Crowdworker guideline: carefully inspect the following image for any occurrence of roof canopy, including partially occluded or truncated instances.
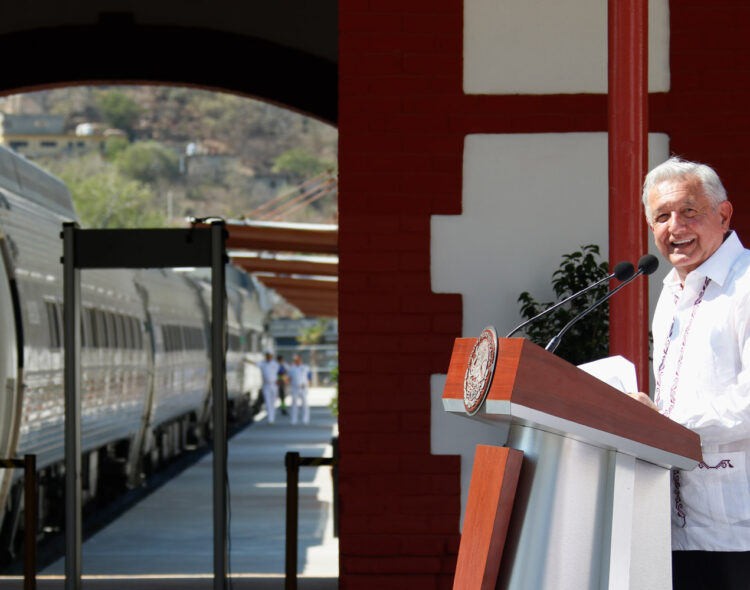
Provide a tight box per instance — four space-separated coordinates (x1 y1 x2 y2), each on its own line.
193 218 338 318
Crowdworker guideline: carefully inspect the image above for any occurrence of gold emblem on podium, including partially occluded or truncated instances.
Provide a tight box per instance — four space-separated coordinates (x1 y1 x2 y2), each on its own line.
463 326 498 415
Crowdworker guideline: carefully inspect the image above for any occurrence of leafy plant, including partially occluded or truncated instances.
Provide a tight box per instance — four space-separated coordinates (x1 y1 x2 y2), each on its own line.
296 320 329 386
95 89 145 138
517 244 610 365
114 141 180 184
329 365 338 418
273 148 336 180
46 153 166 228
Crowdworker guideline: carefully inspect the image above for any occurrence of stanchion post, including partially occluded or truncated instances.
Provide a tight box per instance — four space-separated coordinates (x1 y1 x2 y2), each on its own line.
331 437 339 538
62 221 82 590
211 221 228 590
285 452 300 590
24 454 36 590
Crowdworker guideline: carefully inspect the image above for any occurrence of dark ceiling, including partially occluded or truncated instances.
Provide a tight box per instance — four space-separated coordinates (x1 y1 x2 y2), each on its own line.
0 2 338 124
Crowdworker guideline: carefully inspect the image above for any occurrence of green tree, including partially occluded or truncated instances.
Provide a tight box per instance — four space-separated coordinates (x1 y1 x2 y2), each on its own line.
95 89 145 138
104 136 130 159
329 365 338 417
50 154 166 228
114 141 180 184
516 245 610 365
296 319 329 386
273 148 335 179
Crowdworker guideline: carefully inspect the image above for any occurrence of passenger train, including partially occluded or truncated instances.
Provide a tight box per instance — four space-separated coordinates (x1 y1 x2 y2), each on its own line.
0 144 272 559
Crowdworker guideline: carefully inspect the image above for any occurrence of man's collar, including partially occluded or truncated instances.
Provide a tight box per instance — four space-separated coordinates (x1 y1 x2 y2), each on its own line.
663 230 744 288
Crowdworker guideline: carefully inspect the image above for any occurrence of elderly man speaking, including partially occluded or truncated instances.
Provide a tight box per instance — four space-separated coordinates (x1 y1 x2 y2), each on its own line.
628 157 750 590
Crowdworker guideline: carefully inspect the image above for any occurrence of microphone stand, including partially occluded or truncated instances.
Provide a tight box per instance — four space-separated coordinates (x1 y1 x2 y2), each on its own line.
545 254 658 353
507 261 634 338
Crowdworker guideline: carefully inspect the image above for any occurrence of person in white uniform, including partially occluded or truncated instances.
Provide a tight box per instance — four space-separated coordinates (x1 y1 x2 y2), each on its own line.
259 351 280 424
288 354 310 425
628 157 750 590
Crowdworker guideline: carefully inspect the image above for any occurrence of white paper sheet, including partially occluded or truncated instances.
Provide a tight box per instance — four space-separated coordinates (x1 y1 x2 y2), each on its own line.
577 355 638 393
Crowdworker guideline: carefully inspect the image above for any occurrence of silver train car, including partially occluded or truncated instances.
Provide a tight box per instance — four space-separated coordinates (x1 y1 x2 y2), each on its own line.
0 145 270 557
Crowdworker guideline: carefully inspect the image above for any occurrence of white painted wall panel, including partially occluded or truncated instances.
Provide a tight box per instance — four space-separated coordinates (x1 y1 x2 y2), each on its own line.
464 0 670 94
430 132 670 526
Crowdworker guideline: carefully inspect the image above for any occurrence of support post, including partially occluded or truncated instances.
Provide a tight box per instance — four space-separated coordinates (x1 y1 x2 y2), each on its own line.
608 0 649 390
61 223 227 590
212 221 228 590
285 452 300 590
62 221 82 590
24 454 36 590
331 436 339 538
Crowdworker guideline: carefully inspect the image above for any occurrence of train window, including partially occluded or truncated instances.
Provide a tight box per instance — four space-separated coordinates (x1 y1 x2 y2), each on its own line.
128 317 136 349
97 310 109 348
246 331 259 352
227 332 240 352
164 325 179 352
45 301 61 349
185 326 198 350
80 308 87 348
192 327 204 350
87 309 99 348
122 315 133 349
115 314 126 349
106 313 116 348
132 318 142 349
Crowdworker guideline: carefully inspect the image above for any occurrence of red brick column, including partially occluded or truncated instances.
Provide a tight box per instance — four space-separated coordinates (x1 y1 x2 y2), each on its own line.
337 1 608 588
651 1 750 239
338 0 750 586
338 3 466 587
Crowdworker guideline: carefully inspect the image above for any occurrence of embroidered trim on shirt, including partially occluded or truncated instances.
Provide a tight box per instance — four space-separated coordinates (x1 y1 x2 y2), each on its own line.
698 459 734 469
672 469 687 528
654 277 711 418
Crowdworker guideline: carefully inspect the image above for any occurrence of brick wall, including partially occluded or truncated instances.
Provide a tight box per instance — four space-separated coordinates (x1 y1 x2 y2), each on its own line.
651 1 750 239
338 0 750 587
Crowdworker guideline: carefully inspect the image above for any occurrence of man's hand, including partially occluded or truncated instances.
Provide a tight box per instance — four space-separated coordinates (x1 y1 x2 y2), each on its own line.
626 391 659 411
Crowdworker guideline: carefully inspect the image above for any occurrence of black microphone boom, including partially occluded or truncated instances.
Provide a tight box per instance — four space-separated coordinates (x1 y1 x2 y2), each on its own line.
506 260 635 338
545 254 659 354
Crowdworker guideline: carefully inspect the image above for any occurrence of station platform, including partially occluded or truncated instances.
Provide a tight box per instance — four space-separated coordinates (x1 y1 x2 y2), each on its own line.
0 388 339 589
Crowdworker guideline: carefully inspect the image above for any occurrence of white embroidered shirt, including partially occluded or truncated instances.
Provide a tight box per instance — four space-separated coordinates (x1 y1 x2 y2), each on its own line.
653 231 750 550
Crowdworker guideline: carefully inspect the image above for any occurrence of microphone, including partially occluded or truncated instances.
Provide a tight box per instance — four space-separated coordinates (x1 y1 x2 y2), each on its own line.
545 254 659 353
506 260 635 338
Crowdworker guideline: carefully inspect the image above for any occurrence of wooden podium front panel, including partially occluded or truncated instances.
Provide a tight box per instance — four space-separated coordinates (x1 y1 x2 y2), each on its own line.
453 445 523 590
442 337 701 466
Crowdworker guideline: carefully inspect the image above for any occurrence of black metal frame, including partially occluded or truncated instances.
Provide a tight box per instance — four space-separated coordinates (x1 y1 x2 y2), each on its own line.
284 450 339 590
62 222 228 590
0 455 36 590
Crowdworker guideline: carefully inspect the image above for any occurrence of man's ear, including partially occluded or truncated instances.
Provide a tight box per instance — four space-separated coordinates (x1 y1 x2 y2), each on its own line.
719 200 733 230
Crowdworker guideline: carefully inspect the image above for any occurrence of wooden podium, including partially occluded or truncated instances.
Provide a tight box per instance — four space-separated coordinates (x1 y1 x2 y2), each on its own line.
443 337 702 590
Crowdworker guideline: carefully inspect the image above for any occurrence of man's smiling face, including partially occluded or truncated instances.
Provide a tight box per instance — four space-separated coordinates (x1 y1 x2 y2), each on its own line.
647 176 733 282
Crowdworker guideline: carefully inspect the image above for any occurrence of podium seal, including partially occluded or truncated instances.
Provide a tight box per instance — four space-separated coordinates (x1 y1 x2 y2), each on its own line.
463 326 498 415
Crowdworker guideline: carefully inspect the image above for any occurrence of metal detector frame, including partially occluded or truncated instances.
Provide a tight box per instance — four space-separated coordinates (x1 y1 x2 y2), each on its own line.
62 222 229 590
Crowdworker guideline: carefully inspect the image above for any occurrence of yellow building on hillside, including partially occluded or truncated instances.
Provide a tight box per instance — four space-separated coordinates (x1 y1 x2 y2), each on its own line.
0 113 110 160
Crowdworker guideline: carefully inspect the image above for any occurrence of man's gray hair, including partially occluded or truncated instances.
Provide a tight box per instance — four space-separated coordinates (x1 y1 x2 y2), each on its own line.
642 156 727 222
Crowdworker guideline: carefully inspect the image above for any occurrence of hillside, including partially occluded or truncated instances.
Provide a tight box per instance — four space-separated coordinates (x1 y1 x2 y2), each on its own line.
0 86 338 228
